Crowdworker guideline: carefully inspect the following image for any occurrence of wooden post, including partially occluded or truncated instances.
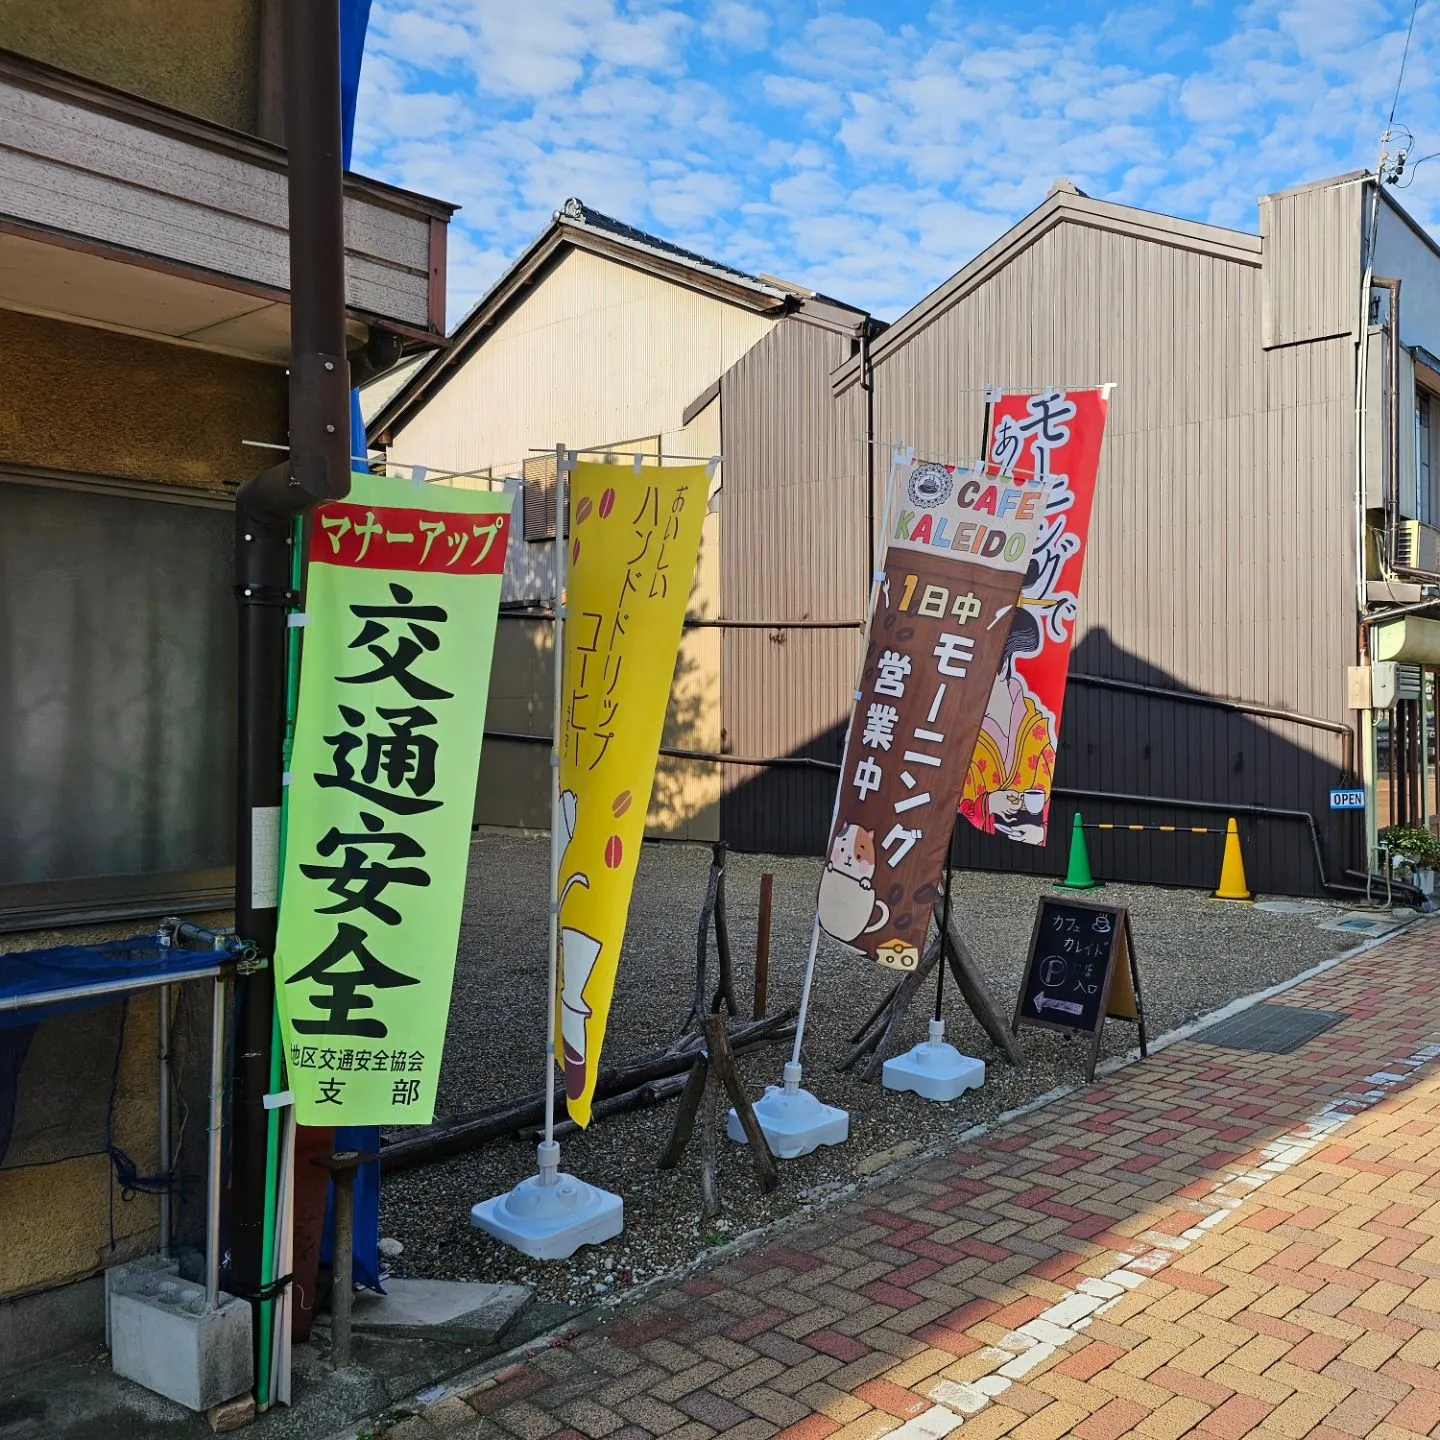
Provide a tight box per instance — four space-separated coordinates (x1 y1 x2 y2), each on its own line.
699 1068 721 1219
657 1015 777 1199
753 873 773 1020
837 900 1021 1078
657 1056 710 1170
685 850 723 1033
704 1014 777 1193
711 842 738 1017
838 941 939 1073
860 942 943 1083
940 907 1021 1066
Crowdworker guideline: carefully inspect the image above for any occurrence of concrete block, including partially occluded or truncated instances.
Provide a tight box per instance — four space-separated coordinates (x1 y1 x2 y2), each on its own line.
351 1280 532 1344
107 1261 252 1412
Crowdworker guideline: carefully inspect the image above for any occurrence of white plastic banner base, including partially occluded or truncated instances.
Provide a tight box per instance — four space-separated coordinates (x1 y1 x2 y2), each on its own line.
882 1019 985 1102
726 1061 849 1159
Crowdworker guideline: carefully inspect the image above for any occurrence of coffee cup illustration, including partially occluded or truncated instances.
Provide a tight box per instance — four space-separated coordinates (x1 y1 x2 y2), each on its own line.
817 823 890 944
559 928 603 1102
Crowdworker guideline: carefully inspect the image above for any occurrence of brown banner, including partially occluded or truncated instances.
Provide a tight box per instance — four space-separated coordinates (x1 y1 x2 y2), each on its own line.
818 458 1039 969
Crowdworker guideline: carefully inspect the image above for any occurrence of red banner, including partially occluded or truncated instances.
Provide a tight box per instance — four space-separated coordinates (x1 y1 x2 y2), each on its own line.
311 502 509 574
960 389 1109 847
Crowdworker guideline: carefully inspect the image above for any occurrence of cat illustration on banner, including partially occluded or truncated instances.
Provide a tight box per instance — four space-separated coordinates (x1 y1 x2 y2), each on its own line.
817 822 890 946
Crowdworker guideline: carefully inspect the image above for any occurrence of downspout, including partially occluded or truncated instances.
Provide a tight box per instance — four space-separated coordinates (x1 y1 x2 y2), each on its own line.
1377 277 1403 574
1356 174 1381 862
230 0 352 1350
861 321 876 598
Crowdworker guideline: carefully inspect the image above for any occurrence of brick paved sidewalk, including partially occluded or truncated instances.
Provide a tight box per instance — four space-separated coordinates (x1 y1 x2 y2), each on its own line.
396 924 1440 1440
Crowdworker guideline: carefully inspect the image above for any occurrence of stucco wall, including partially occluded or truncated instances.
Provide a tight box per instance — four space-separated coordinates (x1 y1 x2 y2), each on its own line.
0 0 262 134
0 307 286 488
0 923 165 1301
0 300 270 1308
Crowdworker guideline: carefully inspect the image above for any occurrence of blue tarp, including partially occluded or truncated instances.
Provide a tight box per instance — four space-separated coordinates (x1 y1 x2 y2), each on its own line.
0 938 226 1168
0 937 226 1031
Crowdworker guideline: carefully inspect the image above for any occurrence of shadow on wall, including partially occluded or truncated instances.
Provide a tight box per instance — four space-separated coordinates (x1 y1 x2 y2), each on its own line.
719 628 1362 899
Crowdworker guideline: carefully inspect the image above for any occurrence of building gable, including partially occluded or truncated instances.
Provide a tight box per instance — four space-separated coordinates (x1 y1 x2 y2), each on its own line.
833 186 1262 398
383 244 780 476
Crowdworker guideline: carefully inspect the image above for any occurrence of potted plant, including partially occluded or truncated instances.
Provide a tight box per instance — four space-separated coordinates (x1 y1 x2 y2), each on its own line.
1378 824 1440 895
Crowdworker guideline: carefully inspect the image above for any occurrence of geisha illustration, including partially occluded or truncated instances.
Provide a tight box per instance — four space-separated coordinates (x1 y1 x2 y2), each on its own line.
961 604 1058 843
961 536 1076 845
960 387 1102 846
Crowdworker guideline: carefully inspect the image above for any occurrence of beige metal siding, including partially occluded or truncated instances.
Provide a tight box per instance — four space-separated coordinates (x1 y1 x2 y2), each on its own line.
1261 178 1362 349
387 248 776 477
872 222 1353 721
397 245 774 844
719 318 868 851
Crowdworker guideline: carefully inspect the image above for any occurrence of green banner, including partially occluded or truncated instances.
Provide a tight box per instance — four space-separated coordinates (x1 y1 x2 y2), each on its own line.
275 472 510 1125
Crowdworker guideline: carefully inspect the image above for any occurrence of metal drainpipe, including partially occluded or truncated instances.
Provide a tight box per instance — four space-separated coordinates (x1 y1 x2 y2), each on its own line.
1376 278 1404 576
230 0 352 1340
861 321 876 612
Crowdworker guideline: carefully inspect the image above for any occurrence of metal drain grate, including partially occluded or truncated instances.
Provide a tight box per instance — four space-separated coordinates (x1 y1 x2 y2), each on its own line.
1194 1004 1348 1054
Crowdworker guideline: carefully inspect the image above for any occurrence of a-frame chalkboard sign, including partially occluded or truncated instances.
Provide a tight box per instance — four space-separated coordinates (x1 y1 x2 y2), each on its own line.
1012 896 1149 1083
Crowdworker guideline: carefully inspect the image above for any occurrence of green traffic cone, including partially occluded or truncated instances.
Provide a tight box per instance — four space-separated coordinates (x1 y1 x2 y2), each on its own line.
1056 811 1104 890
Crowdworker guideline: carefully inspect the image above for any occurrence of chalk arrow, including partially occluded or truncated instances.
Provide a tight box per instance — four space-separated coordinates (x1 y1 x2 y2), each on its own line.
1035 992 1084 1017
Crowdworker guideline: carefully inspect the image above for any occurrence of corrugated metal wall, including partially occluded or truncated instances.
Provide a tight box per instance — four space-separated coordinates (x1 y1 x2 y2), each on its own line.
1261 178 1364 349
719 318 868 853
872 212 1362 894
718 195 1364 894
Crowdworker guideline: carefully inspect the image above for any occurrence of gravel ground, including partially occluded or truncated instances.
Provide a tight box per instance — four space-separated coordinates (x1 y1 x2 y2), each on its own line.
379 829 1355 1305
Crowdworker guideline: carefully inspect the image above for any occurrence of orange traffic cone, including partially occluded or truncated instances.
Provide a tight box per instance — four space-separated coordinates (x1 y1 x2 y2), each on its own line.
1211 817 1254 902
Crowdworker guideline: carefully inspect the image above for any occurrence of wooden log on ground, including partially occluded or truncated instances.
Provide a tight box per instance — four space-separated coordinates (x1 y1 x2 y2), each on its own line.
381 1010 796 1172
544 1070 692 1144
533 1026 797 1144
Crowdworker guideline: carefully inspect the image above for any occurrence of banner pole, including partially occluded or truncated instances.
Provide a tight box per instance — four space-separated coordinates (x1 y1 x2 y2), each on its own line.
540 442 568 1183
788 445 910 1073
470 443 623 1253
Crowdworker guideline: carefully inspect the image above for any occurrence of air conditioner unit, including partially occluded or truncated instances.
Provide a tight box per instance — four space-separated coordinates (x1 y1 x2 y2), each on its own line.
1393 519 1440 573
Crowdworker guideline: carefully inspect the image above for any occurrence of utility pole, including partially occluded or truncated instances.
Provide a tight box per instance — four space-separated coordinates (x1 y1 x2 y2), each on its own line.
230 0 352 1352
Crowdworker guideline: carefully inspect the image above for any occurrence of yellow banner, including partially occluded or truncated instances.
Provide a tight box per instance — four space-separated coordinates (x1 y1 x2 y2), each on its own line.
556 460 709 1126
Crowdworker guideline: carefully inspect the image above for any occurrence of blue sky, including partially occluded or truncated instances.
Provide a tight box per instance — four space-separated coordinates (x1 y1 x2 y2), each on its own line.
355 0 1440 324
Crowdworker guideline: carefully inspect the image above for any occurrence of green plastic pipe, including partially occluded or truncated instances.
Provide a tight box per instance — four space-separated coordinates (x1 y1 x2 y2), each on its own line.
257 514 306 1406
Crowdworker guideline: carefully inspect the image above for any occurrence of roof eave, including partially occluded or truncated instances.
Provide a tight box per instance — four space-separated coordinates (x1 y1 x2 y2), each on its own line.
371 217 798 440
557 215 791 309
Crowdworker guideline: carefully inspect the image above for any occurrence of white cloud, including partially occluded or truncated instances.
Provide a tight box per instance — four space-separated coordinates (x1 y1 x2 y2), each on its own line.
355 0 1440 323
701 1 769 51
